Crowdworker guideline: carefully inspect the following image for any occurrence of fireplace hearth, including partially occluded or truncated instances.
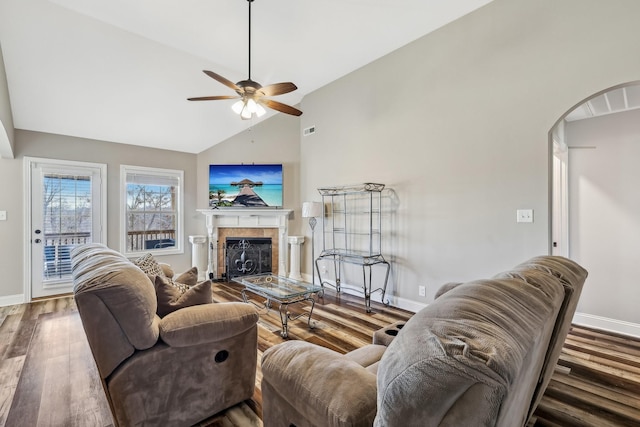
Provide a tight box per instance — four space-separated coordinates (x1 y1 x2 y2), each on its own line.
225 237 272 279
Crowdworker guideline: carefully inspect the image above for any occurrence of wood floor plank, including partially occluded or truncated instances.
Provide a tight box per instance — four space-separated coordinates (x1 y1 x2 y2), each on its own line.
534 394 631 427
0 314 22 360
564 336 640 368
4 312 51 427
560 348 640 383
551 370 640 409
0 356 25 427
544 375 640 424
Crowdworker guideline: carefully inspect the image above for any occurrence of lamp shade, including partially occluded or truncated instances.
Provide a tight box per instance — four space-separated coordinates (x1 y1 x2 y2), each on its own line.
302 201 323 218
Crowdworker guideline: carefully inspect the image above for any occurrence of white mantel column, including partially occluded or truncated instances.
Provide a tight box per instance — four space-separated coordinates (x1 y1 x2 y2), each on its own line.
288 236 305 280
189 235 208 281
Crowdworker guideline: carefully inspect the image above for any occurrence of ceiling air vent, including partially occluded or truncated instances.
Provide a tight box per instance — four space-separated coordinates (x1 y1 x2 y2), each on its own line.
303 125 316 136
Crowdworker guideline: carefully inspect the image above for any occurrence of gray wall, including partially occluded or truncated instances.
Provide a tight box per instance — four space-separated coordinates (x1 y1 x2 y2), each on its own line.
567 108 640 330
0 130 198 300
0 43 14 158
296 0 640 307
194 0 640 323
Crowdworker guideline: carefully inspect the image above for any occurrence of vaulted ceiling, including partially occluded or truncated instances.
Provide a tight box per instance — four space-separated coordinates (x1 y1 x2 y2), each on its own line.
0 0 493 153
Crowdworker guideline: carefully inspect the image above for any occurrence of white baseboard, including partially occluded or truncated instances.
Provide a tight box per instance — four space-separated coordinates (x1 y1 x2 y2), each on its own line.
304 274 640 338
316 279 427 314
0 294 25 307
572 312 640 339
384 294 427 313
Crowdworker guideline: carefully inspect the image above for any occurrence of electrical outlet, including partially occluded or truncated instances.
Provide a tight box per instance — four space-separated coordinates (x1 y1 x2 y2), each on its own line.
0 211 6 221
516 209 533 223
418 286 426 297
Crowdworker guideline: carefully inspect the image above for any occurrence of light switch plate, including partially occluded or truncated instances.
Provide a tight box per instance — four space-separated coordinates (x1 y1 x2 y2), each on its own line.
516 209 533 223
0 211 6 221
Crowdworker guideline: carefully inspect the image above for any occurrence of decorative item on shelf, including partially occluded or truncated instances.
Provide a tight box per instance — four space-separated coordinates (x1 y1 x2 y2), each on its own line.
302 201 323 286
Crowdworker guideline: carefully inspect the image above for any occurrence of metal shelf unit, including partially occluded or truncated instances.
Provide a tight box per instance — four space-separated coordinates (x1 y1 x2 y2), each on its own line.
315 183 389 312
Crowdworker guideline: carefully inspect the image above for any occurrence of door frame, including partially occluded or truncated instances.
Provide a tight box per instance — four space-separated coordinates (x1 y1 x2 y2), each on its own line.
551 137 569 257
23 156 107 302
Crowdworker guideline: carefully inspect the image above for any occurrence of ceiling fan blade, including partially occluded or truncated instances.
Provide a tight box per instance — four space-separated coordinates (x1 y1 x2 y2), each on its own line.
260 99 303 116
187 95 240 101
202 70 240 92
259 82 298 97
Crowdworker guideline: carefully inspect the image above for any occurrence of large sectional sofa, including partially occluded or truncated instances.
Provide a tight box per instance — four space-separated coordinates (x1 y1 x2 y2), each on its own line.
261 256 587 427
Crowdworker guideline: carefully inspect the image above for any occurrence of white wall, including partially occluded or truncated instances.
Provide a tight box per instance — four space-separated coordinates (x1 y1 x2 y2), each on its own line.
567 108 640 334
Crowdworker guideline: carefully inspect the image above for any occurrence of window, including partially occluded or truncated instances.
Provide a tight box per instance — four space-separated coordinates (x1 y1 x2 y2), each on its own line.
42 173 92 278
120 165 183 257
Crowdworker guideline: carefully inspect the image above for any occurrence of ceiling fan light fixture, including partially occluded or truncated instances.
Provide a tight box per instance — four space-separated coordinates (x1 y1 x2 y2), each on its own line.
240 104 253 120
232 100 244 114
188 0 302 118
232 97 266 119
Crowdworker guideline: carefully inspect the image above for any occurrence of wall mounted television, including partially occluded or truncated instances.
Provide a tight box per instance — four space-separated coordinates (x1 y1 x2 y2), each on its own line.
209 164 283 208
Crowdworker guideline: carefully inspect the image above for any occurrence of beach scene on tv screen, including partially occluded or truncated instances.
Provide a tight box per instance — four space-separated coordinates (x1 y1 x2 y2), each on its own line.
209 164 283 207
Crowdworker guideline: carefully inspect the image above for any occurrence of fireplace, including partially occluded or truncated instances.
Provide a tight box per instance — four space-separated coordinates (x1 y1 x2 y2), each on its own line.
197 208 293 280
225 237 272 279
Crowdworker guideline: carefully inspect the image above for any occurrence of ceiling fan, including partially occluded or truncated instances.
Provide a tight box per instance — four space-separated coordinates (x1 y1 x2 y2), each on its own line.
188 0 302 119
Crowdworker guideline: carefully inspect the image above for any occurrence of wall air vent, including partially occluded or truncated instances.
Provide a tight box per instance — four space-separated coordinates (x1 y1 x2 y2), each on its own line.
303 125 316 136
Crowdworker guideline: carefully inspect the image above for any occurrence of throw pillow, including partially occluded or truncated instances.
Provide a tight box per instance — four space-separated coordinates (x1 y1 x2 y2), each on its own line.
155 275 213 317
134 253 165 278
175 266 198 286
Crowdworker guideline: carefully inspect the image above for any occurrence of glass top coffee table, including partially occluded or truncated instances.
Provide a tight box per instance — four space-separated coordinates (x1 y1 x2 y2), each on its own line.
232 274 322 338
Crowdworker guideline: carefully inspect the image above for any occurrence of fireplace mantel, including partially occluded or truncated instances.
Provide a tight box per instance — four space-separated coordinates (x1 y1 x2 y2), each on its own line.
197 208 293 279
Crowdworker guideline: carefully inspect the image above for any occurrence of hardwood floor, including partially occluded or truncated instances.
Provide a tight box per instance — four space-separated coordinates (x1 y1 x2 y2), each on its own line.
1 282 639 427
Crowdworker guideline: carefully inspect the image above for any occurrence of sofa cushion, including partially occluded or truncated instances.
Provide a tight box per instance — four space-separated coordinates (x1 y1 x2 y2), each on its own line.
155 275 213 317
262 341 378 427
159 302 259 347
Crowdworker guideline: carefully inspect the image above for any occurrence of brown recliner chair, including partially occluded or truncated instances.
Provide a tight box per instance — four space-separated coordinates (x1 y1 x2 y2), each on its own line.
71 243 259 427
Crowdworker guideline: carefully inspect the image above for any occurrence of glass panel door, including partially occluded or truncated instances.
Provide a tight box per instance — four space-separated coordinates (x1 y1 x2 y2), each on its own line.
30 160 105 299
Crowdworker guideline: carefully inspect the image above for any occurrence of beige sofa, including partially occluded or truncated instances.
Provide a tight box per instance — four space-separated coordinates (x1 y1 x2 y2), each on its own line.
261 256 587 427
71 243 260 427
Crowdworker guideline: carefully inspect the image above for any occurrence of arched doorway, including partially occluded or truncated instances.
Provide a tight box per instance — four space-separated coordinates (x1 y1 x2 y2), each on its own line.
550 82 640 337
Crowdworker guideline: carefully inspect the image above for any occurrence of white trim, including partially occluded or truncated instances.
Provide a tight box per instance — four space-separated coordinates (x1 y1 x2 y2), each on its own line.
572 311 640 339
386 294 427 313
0 294 25 307
23 157 107 302
337 286 427 313
303 275 427 314
23 158 33 302
121 165 184 258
